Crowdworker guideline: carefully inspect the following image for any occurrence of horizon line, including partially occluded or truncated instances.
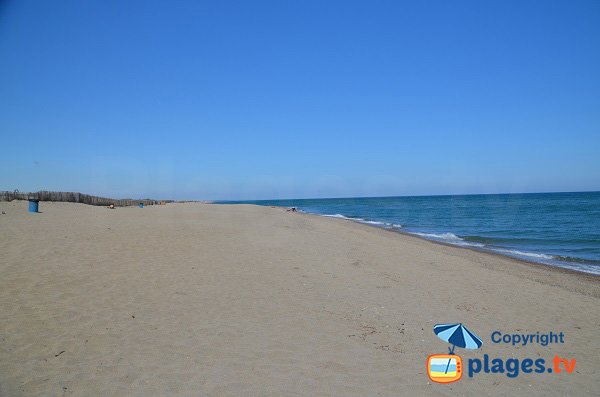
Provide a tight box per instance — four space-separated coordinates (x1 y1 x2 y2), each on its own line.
216 189 600 202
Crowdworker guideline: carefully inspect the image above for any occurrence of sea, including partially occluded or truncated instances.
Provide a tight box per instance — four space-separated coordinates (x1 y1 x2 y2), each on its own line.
221 191 600 275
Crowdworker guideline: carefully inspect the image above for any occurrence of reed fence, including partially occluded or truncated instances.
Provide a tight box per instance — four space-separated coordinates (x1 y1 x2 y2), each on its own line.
0 191 172 207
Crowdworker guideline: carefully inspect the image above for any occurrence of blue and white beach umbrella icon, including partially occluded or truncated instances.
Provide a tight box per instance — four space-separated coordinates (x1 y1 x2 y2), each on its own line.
433 323 482 375
433 323 483 354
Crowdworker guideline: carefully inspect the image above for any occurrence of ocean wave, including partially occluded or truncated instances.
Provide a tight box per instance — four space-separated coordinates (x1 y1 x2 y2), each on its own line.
321 213 364 221
410 232 485 247
412 233 599 273
491 248 554 260
491 250 600 275
553 255 600 264
463 235 600 245
358 220 385 225
412 232 462 240
556 264 600 276
320 214 403 230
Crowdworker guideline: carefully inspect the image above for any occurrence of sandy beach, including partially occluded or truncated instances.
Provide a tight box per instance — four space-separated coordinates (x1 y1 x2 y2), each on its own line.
0 201 598 396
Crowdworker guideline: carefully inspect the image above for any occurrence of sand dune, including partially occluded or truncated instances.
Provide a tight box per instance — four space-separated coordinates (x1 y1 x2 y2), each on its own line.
0 201 598 396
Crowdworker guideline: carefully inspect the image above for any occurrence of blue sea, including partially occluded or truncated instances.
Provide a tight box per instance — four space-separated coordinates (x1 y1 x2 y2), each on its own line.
221 192 600 275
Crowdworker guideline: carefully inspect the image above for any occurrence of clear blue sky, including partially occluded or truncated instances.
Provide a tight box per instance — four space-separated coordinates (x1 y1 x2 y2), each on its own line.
1 1 599 200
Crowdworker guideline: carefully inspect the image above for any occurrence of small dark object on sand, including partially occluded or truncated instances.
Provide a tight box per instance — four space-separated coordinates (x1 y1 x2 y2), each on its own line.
287 207 297 212
55 350 65 357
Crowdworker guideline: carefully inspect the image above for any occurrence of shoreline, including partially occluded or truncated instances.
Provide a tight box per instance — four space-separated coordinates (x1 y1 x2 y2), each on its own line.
293 209 599 298
217 192 600 276
306 210 600 280
266 205 600 277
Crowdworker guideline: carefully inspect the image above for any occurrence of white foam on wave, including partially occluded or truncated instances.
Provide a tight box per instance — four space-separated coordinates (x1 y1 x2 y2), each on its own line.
320 214 402 229
411 233 558 259
410 232 485 247
321 213 364 221
492 248 554 260
489 249 600 275
359 220 385 225
558 263 600 276
412 232 462 240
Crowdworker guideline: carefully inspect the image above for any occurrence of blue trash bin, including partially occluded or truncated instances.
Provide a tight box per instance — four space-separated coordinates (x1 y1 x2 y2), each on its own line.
139 203 144 208
28 199 39 213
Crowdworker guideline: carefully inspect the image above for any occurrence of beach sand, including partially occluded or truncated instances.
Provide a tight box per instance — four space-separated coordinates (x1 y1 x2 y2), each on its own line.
0 201 598 396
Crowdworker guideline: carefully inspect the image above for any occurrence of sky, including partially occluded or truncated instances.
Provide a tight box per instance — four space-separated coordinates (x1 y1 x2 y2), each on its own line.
1 0 599 200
